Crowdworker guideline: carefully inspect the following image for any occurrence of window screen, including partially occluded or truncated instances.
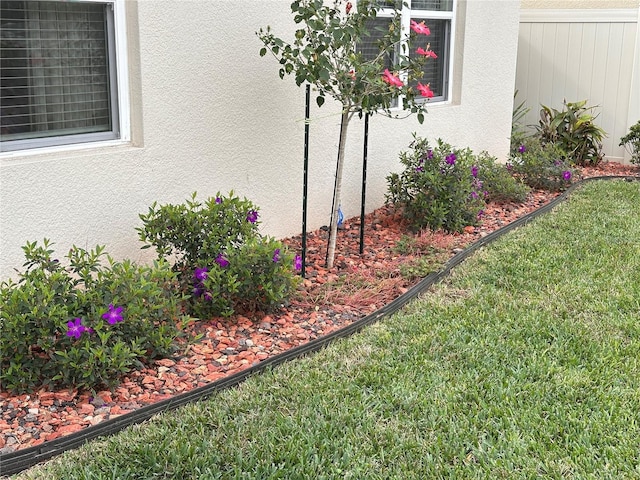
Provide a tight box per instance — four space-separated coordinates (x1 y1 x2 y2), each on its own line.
0 0 119 151
361 15 450 102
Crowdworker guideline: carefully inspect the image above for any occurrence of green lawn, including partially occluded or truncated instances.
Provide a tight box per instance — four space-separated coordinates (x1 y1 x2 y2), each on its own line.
12 180 640 479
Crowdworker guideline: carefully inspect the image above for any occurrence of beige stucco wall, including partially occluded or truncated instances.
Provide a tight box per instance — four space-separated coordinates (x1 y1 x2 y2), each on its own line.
0 0 520 279
522 0 639 8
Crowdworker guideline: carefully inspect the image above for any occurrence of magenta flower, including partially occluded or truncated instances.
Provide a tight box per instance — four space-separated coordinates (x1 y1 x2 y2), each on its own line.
416 166 424 173
66 318 87 339
272 248 281 263
215 197 222 204
477 209 485 219
410 20 431 35
416 82 434 98
471 165 478 178
294 254 303 271
193 267 209 282
518 145 526 153
215 254 230 268
381 69 403 87
427 150 434 160
246 210 259 223
102 304 124 325
563 170 572 181
506 162 513 172
416 47 437 59
470 191 479 200
445 153 456 165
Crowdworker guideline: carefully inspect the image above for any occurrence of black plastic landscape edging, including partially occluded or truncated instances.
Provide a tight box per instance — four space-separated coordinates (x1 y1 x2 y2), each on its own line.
1 175 634 477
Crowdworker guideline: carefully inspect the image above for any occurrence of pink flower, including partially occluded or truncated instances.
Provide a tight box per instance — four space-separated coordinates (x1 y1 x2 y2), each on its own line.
410 20 431 36
416 47 437 59
346 1 352 14
382 69 403 87
417 82 434 98
349 69 356 80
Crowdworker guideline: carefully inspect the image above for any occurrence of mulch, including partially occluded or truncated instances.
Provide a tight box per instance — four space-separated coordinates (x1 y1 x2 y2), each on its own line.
1 161 637 454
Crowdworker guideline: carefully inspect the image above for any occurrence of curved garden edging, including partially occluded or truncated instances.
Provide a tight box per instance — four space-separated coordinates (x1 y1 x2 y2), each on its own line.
1 175 634 477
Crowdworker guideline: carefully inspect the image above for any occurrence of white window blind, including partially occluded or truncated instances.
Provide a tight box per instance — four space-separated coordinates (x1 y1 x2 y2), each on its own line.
0 0 119 151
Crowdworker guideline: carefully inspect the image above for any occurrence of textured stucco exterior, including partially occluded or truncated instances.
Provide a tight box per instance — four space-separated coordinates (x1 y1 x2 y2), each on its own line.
0 0 520 279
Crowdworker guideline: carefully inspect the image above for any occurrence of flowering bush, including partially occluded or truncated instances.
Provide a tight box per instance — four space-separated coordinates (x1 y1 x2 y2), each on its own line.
386 137 487 232
138 192 299 318
510 138 576 191
473 151 530 204
0 240 182 393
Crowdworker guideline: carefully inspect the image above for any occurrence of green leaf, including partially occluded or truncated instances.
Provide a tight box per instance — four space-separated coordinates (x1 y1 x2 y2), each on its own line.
259 47 267 57
316 95 325 108
417 112 424 124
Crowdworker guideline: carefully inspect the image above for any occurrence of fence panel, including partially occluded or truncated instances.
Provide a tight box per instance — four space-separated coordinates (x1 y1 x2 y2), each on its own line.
516 9 639 162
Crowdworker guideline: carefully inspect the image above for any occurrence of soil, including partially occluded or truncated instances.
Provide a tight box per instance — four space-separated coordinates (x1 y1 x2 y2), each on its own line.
1 161 637 455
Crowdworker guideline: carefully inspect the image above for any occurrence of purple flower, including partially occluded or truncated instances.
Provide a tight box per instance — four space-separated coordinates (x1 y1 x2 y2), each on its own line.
193 286 204 298
518 145 526 153
215 197 222 204
246 210 259 223
477 209 485 219
102 304 124 325
471 165 478 178
294 254 303 271
215 254 230 268
66 318 87 339
427 149 434 160
203 291 213 301
563 170 572 181
506 163 513 172
445 153 456 165
272 248 281 263
415 166 424 173
470 191 479 200
193 267 209 282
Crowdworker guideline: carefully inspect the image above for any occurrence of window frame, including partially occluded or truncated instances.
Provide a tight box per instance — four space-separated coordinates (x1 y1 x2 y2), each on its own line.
0 0 130 155
375 0 455 105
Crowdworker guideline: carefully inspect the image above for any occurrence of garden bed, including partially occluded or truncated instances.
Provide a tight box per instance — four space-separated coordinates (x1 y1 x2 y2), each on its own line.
1 161 637 455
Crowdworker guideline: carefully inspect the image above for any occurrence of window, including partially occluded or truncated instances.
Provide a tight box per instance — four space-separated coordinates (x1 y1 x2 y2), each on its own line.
0 0 126 153
360 0 454 103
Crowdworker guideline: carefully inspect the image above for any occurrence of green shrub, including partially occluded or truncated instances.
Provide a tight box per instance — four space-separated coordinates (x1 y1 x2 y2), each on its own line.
511 90 531 152
0 240 182 393
536 99 606 166
474 151 530 203
386 137 486 233
137 192 300 318
510 138 576 191
619 120 640 165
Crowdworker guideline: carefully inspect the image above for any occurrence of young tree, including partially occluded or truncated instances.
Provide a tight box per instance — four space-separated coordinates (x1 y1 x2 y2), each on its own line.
258 0 436 268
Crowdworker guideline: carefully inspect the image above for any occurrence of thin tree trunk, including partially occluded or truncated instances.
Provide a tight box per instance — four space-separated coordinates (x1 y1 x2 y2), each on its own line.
326 109 351 269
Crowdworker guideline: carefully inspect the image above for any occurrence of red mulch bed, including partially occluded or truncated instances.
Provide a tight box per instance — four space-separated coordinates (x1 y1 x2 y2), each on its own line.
1 162 637 454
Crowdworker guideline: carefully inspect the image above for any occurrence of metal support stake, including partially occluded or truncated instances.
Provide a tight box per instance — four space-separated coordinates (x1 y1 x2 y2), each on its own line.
301 84 311 278
359 113 369 254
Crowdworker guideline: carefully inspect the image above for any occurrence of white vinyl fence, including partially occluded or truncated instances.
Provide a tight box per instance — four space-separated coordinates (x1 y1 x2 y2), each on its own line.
516 8 640 162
